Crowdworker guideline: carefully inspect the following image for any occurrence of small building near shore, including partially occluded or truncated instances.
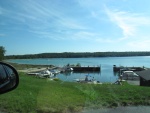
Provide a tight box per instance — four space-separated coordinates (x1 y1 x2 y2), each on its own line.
136 70 150 87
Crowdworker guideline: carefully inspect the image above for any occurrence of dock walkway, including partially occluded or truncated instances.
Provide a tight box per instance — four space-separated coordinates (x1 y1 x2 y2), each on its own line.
113 65 145 72
71 66 100 72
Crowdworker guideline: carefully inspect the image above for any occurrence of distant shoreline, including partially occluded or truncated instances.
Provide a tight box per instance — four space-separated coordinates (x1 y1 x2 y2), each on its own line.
5 51 150 59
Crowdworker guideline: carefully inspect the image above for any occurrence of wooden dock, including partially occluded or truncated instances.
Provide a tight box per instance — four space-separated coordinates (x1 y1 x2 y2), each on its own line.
71 66 101 72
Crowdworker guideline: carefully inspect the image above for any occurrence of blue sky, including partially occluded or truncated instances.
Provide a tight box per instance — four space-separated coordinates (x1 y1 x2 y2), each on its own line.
1 0 150 55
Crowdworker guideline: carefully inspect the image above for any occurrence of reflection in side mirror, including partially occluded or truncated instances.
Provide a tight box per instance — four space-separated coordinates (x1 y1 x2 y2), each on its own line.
0 62 19 94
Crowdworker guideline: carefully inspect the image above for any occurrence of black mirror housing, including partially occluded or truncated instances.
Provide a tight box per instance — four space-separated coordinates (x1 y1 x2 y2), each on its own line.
0 62 19 94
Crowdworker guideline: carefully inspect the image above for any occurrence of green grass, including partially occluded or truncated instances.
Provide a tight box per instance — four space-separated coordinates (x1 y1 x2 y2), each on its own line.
0 72 150 113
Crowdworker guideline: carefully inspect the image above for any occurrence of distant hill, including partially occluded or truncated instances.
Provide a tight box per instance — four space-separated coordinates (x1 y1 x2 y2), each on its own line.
5 51 150 59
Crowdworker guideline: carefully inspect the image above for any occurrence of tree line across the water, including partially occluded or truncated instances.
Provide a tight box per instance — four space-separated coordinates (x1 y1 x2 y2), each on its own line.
5 51 150 59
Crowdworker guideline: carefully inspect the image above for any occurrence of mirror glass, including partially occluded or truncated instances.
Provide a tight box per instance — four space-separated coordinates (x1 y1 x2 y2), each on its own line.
0 62 19 94
0 64 8 87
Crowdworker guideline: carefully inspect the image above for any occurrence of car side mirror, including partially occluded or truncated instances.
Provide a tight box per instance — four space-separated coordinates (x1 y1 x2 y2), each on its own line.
0 62 19 94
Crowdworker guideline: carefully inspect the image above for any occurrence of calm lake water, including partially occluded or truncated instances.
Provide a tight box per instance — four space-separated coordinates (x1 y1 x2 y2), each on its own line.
7 56 150 83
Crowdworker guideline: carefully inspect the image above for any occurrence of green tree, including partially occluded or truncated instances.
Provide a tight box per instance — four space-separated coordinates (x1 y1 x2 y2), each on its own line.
0 46 6 61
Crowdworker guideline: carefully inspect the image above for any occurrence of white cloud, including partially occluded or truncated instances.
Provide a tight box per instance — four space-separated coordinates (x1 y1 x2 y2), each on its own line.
95 38 116 43
0 0 87 40
23 0 88 40
71 31 98 40
128 40 150 50
104 6 150 39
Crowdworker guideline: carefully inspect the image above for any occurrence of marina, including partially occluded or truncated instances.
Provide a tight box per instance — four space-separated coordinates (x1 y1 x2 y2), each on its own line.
7 56 150 83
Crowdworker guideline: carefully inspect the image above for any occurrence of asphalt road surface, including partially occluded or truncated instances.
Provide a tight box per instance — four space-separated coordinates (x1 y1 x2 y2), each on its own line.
79 106 150 113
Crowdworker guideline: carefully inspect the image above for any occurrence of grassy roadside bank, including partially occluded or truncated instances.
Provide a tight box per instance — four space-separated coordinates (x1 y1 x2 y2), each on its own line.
0 72 150 113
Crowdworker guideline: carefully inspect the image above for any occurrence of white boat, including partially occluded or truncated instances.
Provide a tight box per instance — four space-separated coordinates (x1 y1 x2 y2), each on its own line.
50 70 60 74
122 71 139 76
36 70 54 78
121 70 139 80
62 66 74 72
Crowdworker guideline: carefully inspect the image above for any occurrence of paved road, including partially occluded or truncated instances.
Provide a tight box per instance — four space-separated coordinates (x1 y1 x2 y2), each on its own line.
79 106 150 113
